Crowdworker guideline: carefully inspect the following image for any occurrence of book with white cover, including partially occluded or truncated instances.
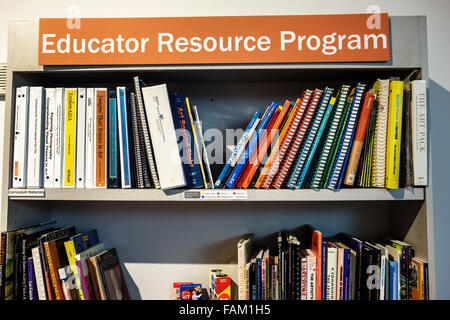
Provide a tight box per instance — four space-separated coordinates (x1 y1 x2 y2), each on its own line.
237 234 253 300
76 88 86 188
326 246 337 300
117 87 132 188
31 246 46 300
63 88 78 188
53 88 64 187
12 86 29 188
43 88 56 188
27 86 45 188
306 249 316 300
141 84 186 190
85 88 95 188
411 80 428 186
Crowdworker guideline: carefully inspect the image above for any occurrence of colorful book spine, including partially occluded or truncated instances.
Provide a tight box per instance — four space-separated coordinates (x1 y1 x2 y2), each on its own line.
64 240 85 300
215 112 260 188
389 261 399 300
327 83 366 189
342 248 350 300
287 88 333 189
261 92 312 189
309 85 350 189
321 241 327 300
411 80 428 186
343 91 375 186
108 90 120 188
117 87 132 188
27 257 37 300
94 88 107 188
63 88 77 188
385 80 404 189
226 102 278 188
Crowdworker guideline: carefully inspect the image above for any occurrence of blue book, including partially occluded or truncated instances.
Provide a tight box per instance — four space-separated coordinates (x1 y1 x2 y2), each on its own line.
68 229 99 253
84 229 99 248
327 83 366 190
225 102 278 188
256 250 263 300
389 261 399 300
116 87 132 188
297 96 336 188
108 90 120 188
342 248 350 300
169 94 204 189
215 111 260 188
321 241 328 300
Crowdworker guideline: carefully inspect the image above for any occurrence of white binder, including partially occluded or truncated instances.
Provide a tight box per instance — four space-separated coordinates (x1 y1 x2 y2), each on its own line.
12 86 29 188
85 88 95 188
27 87 45 188
76 88 86 188
53 88 64 188
141 84 186 190
43 88 56 188
411 80 428 186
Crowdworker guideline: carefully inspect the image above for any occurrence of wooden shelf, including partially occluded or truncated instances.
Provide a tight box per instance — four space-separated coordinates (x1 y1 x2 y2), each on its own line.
8 187 424 202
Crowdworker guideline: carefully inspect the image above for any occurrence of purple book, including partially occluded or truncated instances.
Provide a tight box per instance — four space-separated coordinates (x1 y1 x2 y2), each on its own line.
27 257 38 300
337 233 363 300
76 259 91 300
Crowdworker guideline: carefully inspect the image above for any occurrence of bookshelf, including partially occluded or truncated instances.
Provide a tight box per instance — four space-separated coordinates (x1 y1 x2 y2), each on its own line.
1 16 435 299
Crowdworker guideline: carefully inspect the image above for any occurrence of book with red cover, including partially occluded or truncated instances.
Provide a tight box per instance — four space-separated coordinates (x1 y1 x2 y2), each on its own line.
261 91 313 189
272 89 322 189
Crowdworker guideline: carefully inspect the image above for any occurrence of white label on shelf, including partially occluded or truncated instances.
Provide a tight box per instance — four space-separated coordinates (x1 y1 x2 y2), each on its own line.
184 190 248 200
8 188 45 197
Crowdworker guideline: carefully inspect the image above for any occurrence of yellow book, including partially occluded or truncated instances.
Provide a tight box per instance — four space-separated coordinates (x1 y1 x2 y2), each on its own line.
63 88 77 188
64 240 85 300
385 80 404 189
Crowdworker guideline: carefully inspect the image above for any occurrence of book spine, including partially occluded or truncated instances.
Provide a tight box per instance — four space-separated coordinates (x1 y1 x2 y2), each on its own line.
44 88 56 188
84 88 95 188
342 249 350 300
63 88 77 188
389 261 398 300
76 88 86 188
300 257 307 300
379 255 386 300
133 77 160 188
20 237 28 300
411 80 427 186
129 93 145 188
306 255 316 300
385 80 404 189
116 87 132 188
31 246 46 300
43 242 63 300
76 259 91 300
12 87 29 188
108 90 120 188
226 103 277 188
27 87 45 188
27 258 37 300
326 247 337 300
344 92 375 186
215 112 260 188
321 241 327 300
0 233 5 300
94 88 108 188
261 258 266 300
64 241 85 300
53 88 64 187
261 95 311 189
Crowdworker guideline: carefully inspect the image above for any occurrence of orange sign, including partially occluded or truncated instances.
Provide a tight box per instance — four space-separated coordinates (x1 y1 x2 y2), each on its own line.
39 14 390 65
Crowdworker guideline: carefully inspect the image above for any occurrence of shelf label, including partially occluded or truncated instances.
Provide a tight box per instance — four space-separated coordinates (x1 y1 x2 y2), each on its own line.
8 188 45 198
184 190 248 200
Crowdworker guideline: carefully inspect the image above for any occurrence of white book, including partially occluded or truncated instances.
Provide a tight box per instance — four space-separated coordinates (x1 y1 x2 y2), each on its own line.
12 86 29 188
141 84 186 190
76 88 86 188
93 88 108 188
27 86 45 188
306 249 316 300
43 88 56 188
116 87 132 188
85 88 95 189
31 246 47 300
53 88 64 188
326 246 337 300
237 234 253 300
63 88 78 188
411 80 428 186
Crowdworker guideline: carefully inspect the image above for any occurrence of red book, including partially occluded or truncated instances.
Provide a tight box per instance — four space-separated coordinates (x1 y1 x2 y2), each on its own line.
343 92 375 186
238 101 291 189
311 229 323 300
271 89 323 189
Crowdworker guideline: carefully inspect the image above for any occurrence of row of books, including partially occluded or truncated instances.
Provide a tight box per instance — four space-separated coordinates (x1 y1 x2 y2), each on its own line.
0 221 129 300
217 78 427 190
237 226 429 300
11 77 214 190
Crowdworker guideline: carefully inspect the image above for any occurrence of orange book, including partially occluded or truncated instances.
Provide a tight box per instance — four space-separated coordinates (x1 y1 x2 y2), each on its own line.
411 257 426 300
95 89 107 188
44 241 65 300
254 98 301 188
239 101 291 188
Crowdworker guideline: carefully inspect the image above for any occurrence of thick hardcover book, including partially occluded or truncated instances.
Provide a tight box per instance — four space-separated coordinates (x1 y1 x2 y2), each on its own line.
76 88 86 188
27 87 45 188
141 84 186 190
108 90 120 188
12 86 30 188
411 80 427 186
94 88 108 188
85 88 95 188
385 80 404 189
133 77 160 188
63 88 77 188
116 87 132 188
95 248 130 300
169 94 204 189
43 88 56 189
237 234 254 300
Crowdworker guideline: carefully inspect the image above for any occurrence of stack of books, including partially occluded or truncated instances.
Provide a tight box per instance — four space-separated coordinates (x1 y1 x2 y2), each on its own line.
11 77 214 191
0 221 129 300
237 226 429 300
217 79 427 190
